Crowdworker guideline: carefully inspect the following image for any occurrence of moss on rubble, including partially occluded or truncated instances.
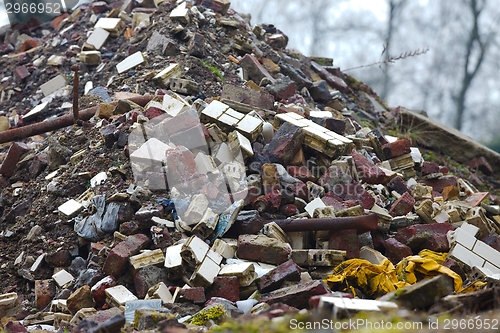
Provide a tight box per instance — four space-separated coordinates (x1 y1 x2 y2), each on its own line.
189 304 226 326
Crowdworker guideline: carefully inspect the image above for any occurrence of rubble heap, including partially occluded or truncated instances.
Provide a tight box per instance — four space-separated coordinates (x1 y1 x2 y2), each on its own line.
1 0 500 332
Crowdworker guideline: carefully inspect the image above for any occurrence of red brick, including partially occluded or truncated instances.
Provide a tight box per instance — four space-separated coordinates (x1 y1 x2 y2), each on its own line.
265 78 296 101
0 142 30 178
45 249 72 267
280 203 299 217
284 181 309 201
252 189 282 213
194 0 230 15
144 106 166 120
180 287 206 304
221 84 274 110
239 54 275 84
134 204 164 228
318 166 353 191
394 223 453 252
35 279 56 309
29 154 47 178
89 1 109 13
421 161 440 176
165 146 206 191
310 61 351 94
103 234 151 278
419 176 457 193
206 276 240 303
5 321 27 333
383 237 413 264
387 175 410 195
237 234 291 265
328 229 359 259
389 192 415 217
330 183 375 210
350 150 385 184
91 276 116 308
382 139 411 159
259 280 329 309
51 13 69 30
134 266 168 299
14 66 30 82
309 80 331 103
286 166 316 183
466 156 493 176
257 259 301 293
263 122 305 165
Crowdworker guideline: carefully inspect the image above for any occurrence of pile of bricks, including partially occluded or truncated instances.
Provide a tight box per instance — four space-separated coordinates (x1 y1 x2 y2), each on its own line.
0 0 500 331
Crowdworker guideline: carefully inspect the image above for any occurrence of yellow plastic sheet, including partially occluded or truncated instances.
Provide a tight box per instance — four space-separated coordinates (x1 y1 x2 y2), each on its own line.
325 254 463 296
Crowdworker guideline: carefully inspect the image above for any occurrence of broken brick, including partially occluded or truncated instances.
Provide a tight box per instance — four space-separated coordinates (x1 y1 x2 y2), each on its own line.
180 287 206 304
259 280 329 309
350 150 385 184
383 237 413 264
328 229 359 259
387 175 410 195
257 259 301 293
395 223 453 253
263 122 304 165
103 234 151 278
389 192 415 217
239 54 275 84
466 156 493 176
421 161 440 176
205 276 240 303
35 279 56 309
0 142 30 178
382 139 411 159
236 234 291 265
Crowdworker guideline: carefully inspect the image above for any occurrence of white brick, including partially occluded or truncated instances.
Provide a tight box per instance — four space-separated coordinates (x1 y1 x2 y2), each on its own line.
237 114 263 134
195 153 217 175
181 236 209 266
105 285 138 307
90 171 107 188
188 255 220 287
146 282 172 303
473 240 500 268
0 293 17 308
23 101 49 121
305 197 326 217
218 262 257 287
202 100 229 120
94 18 124 36
58 199 83 217
165 244 183 269
130 138 172 163
482 261 500 275
453 228 477 250
129 249 165 272
40 74 67 97
52 269 74 288
449 243 485 268
461 222 480 237
86 27 109 50
116 51 145 74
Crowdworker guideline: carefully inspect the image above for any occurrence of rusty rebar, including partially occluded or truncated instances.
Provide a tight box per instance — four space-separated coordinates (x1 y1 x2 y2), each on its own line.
0 95 160 144
71 64 79 124
272 213 379 234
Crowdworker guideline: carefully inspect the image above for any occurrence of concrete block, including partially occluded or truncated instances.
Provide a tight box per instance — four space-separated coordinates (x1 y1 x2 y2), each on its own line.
40 74 67 97
257 259 301 293
218 262 257 287
237 234 291 265
86 27 109 49
116 51 144 74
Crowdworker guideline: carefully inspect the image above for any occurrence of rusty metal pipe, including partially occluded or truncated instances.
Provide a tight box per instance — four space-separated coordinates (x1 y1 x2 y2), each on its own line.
271 213 379 234
0 95 161 144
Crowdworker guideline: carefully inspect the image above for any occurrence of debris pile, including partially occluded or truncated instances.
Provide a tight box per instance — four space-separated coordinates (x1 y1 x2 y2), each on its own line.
1 0 500 331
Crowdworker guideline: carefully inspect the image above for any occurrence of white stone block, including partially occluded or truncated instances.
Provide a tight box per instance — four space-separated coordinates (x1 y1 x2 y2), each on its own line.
181 236 209 266
165 243 183 269
23 101 49 121
105 285 138 306
94 18 124 36
86 27 109 50
90 171 107 188
40 74 67 97
116 51 145 74
305 197 326 217
449 243 485 268
58 199 83 217
52 269 74 288
473 240 500 268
